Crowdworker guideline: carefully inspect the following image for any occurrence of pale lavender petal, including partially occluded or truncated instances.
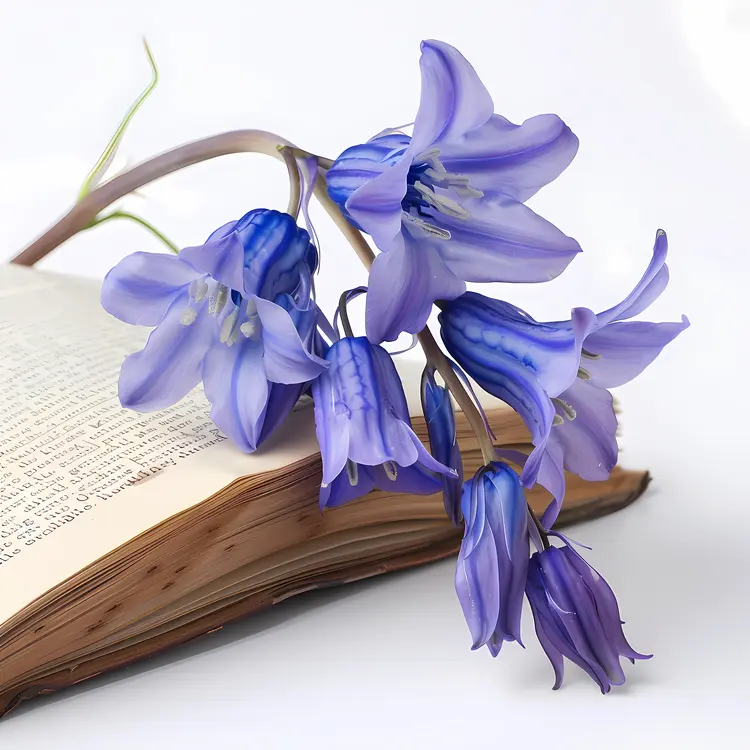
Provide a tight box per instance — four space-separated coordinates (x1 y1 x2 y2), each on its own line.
118 292 215 411
202 337 269 453
411 40 494 154
582 316 690 389
345 156 411 251
254 296 329 384
312 366 350 487
365 231 465 344
537 439 566 529
101 251 197 326
456 517 500 649
435 194 581 284
552 379 618 482
596 229 669 326
179 231 246 293
437 114 579 201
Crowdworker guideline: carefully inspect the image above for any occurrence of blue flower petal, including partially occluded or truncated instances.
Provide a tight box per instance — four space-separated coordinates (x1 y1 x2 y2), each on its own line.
118 292 215 411
101 251 197 326
179 231 246 293
583 316 690 389
202 336 269 453
434 194 581 284
365 230 465 344
437 113 579 202
412 40 494 154
254 296 329 385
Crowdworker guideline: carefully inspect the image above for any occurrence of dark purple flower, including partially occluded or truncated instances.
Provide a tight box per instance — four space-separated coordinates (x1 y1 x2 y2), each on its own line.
421 366 463 524
326 39 581 344
526 540 651 693
312 336 456 509
439 229 688 526
455 463 529 655
101 209 328 452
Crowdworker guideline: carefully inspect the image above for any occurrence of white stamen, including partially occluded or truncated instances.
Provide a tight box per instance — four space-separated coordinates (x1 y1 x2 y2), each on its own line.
189 278 209 302
209 284 228 316
577 367 591 381
401 211 452 240
240 317 261 341
414 181 471 220
220 306 240 344
552 414 565 427
383 461 398 481
245 297 258 316
552 397 577 421
346 460 359 486
451 184 484 200
180 307 197 326
581 349 602 360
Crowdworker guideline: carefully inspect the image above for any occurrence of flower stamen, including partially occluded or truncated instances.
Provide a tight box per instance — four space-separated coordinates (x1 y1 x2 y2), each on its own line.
552 397 577 421
346 459 359 486
383 461 398 480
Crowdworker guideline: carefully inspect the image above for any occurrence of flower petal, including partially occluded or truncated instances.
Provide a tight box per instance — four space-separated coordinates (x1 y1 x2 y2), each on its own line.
254 296 329 384
345 155 412 251
434 194 581 284
365 231 465 344
101 252 197 326
583 316 689 389
552 379 618 482
596 229 669 326
320 463 377 509
118 292 215 411
437 114 579 202
202 337 269 453
440 306 556 487
372 462 443 495
412 40 494 154
312 365 351 488
179 231 246 293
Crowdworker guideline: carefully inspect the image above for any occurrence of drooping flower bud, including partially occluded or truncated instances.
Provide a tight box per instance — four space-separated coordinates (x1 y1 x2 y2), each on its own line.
455 462 529 655
420 365 463 525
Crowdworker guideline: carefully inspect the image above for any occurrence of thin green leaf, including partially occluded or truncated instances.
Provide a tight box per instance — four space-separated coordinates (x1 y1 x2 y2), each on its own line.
77 39 159 200
87 210 179 254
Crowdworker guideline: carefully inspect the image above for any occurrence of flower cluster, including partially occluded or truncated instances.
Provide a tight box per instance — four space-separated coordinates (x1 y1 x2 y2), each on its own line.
101 39 687 692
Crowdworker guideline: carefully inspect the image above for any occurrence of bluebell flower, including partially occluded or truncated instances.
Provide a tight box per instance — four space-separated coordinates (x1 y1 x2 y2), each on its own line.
421 366 463 524
439 230 688 526
455 463 529 655
526 539 651 693
326 39 581 343
312 336 456 509
101 209 328 452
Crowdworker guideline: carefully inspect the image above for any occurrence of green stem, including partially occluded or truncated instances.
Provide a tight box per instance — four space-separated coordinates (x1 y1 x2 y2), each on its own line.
78 39 159 201
87 211 179 254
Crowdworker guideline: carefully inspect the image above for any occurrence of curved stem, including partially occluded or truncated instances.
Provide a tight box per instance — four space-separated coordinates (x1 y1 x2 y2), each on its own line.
12 130 299 266
87 210 180 254
417 326 496 465
278 146 301 220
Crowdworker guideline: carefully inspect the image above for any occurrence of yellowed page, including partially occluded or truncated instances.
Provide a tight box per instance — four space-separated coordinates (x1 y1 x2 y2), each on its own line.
0 264 322 623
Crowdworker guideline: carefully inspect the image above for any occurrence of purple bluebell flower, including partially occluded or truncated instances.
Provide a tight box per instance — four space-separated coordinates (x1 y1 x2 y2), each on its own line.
326 39 581 344
421 366 463 524
455 462 529 655
101 209 327 452
312 336 456 509
439 229 688 526
526 539 651 693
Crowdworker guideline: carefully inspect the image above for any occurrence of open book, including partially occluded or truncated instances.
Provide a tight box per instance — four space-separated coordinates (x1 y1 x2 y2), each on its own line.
0 263 649 716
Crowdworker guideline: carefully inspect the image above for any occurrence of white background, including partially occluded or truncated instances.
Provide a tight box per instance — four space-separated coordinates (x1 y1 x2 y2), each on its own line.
0 0 748 746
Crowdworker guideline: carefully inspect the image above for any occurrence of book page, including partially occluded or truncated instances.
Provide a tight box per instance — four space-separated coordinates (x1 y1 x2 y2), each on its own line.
0 264 321 623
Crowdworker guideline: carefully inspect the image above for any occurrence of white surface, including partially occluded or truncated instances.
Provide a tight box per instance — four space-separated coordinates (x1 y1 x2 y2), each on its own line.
0 0 748 746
